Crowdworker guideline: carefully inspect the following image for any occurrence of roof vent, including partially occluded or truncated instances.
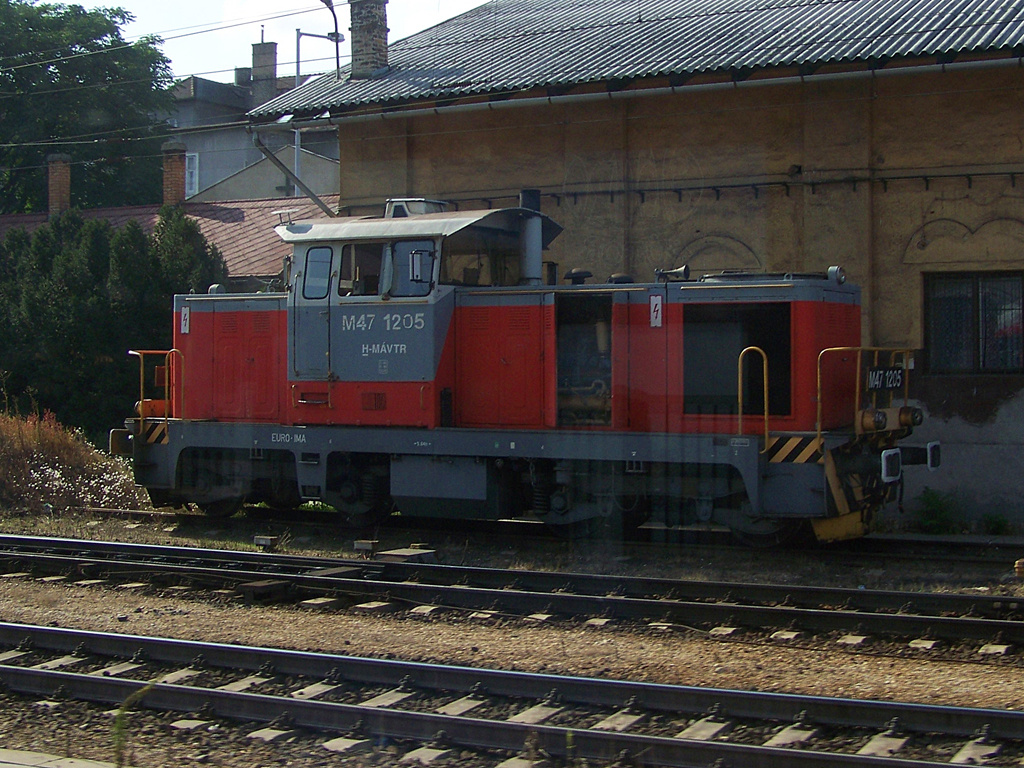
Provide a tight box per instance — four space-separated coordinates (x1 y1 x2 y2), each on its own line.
384 198 448 218
564 268 592 285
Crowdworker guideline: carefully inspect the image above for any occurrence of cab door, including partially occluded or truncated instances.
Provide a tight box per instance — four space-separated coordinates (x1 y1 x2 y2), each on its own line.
290 245 334 379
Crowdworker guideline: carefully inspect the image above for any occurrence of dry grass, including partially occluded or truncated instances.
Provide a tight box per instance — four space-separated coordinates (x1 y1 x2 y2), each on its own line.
0 410 146 512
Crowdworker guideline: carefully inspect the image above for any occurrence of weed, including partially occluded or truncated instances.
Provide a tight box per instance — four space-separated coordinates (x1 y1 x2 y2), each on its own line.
112 683 154 767
912 486 967 535
979 512 1015 536
0 409 147 512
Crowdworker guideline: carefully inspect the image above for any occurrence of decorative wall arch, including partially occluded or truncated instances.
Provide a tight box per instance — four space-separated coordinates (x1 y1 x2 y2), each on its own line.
676 235 762 274
903 217 1024 266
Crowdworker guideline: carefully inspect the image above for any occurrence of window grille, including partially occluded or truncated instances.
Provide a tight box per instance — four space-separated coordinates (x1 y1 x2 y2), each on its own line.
925 273 1023 373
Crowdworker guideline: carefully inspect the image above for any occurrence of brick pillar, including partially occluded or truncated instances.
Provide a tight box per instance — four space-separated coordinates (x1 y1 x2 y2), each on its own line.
47 153 71 219
350 0 388 79
161 140 187 206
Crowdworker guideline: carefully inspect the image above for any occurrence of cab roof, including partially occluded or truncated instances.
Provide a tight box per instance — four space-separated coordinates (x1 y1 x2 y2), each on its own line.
275 207 562 248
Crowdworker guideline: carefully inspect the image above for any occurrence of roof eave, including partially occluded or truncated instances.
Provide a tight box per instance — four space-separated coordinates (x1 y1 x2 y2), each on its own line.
250 50 1024 131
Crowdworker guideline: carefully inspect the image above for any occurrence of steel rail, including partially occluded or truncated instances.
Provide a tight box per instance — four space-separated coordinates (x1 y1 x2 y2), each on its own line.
0 533 1018 619
6 546 1024 643
2 623 1023 744
70 510 1024 568
0 666 959 768
1 541 1023 644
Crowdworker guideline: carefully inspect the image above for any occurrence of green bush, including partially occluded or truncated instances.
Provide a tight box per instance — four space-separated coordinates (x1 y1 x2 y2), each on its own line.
979 512 1014 536
913 486 967 535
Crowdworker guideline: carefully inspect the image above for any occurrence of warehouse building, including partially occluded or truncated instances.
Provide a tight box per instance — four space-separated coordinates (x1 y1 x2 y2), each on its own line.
250 0 1024 526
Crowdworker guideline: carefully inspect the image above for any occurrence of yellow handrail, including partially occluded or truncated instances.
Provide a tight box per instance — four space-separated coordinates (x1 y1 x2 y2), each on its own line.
128 348 184 433
816 346 912 443
737 346 769 452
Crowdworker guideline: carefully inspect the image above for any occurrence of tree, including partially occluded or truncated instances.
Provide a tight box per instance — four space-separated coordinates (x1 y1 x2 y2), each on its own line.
0 1 173 214
0 208 227 443
152 205 228 296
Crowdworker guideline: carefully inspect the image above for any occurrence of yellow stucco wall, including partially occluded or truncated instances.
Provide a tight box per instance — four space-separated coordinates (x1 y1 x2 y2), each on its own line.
335 62 1024 522
336 63 1024 354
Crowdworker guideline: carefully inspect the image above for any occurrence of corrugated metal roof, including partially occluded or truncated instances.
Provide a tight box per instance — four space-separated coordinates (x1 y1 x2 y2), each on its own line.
251 0 1024 120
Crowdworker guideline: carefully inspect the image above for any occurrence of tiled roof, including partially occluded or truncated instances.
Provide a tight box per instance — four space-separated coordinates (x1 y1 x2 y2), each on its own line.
251 0 1024 119
186 196 340 277
0 206 162 244
0 196 342 279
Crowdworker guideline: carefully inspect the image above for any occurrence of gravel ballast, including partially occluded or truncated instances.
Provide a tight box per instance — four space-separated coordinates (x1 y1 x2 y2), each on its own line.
0 511 1021 765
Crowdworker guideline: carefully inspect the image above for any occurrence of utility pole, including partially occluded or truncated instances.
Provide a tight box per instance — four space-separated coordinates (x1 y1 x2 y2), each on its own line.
292 4 344 196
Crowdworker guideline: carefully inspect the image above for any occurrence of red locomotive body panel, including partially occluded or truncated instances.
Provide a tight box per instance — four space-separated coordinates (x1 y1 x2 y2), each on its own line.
173 301 287 423
171 285 864 437
803 299 861 429
614 297 673 433
455 298 552 429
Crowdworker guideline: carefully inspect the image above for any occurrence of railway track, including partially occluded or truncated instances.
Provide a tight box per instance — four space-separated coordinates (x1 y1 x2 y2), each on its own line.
80 505 1024 571
0 621 1021 766
0 534 1021 651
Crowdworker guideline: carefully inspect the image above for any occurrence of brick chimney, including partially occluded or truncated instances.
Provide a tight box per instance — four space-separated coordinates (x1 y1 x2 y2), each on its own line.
251 41 278 108
350 0 388 79
161 140 187 206
47 153 71 219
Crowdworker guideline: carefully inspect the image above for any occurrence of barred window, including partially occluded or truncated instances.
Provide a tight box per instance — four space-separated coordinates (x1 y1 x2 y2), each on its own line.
925 273 1023 373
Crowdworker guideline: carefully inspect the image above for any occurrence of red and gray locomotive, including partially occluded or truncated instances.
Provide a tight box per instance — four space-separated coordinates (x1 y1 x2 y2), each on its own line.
111 197 938 543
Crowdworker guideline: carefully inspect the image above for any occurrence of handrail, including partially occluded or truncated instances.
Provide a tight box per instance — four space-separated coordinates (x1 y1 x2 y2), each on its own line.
737 346 769 452
816 346 912 443
128 348 184 434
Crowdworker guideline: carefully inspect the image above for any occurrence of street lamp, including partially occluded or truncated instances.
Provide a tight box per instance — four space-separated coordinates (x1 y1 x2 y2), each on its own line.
319 0 343 81
292 3 344 196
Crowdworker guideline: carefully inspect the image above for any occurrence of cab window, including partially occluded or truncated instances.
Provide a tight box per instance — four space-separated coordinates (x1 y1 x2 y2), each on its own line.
302 247 333 299
341 243 384 296
388 239 436 297
440 238 521 287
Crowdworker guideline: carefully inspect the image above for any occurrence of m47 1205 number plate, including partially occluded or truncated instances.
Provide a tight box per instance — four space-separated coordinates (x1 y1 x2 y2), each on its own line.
866 366 904 390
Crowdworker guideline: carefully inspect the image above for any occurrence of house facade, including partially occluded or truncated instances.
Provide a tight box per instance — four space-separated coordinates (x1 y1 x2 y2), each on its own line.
170 42 339 201
250 0 1024 527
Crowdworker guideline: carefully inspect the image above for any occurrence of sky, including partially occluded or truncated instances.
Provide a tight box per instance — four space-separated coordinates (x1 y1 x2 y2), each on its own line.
74 0 487 83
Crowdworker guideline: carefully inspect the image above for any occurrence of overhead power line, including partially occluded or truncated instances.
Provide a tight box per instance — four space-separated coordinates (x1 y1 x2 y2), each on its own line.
0 52 347 103
0 6 325 75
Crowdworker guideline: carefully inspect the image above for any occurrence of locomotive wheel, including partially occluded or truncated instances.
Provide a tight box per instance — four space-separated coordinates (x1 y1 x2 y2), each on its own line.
616 494 651 530
729 517 809 547
198 497 243 518
328 498 395 528
323 480 395 528
324 457 394 528
266 483 302 511
546 517 605 539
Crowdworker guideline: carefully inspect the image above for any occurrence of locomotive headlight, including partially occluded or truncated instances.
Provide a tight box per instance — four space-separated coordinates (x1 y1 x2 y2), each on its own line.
899 407 924 427
860 409 887 432
880 448 902 483
828 265 846 284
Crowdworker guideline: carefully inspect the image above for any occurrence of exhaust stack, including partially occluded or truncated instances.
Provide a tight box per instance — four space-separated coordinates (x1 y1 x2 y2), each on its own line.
519 189 542 286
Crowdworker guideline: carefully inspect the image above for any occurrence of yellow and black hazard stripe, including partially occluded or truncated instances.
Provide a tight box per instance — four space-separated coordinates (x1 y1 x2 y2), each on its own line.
140 420 168 445
764 435 823 464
